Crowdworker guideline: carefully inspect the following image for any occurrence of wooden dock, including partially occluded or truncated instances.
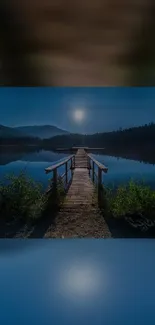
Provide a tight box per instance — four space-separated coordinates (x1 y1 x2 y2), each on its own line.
44 148 111 238
56 147 105 153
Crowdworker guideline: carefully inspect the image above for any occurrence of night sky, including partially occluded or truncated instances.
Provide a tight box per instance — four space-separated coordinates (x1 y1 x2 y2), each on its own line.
0 87 155 133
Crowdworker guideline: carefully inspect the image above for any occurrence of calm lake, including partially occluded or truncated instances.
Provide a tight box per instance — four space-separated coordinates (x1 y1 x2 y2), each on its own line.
1 240 155 325
1 149 155 189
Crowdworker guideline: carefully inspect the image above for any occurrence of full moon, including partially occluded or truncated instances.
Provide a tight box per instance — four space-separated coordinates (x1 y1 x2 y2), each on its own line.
73 109 85 122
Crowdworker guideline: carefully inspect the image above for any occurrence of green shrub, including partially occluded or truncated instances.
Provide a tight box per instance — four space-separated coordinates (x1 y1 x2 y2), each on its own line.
104 180 155 219
0 172 47 222
0 171 67 224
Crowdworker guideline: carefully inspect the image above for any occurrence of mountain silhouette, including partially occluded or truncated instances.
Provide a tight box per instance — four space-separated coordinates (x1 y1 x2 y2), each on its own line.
0 124 69 139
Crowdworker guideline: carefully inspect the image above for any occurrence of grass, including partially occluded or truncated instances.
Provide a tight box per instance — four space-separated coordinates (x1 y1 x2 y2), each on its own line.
0 172 65 224
100 180 155 221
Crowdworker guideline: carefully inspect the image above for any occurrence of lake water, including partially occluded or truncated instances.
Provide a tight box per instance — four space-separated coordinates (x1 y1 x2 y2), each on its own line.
1 240 155 325
1 149 155 189
93 153 155 189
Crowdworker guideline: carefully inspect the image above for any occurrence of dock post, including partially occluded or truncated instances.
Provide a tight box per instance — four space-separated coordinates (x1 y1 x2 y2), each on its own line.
65 161 68 184
87 156 91 176
92 161 95 183
53 168 58 203
71 158 73 176
71 156 75 178
98 167 102 206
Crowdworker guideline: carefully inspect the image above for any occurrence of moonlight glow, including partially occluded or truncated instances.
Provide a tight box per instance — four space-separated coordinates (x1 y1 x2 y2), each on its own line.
58 262 103 300
73 109 85 122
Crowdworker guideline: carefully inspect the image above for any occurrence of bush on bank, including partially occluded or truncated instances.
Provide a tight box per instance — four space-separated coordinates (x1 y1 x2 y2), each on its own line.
0 172 65 223
1 173 155 224
103 180 155 220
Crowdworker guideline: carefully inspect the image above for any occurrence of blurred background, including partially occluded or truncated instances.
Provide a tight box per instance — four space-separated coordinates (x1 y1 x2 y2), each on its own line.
0 0 155 86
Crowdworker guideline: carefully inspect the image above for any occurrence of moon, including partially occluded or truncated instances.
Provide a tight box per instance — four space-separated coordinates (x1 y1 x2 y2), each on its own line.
73 109 85 122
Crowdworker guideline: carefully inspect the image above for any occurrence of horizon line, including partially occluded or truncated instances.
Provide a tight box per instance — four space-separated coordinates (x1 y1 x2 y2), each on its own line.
1 121 155 137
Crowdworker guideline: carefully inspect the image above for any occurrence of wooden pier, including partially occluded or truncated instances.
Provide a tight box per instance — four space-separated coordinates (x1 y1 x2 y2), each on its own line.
44 148 111 238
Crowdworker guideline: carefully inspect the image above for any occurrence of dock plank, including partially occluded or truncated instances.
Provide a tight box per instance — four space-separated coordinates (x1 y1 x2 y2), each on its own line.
44 149 111 238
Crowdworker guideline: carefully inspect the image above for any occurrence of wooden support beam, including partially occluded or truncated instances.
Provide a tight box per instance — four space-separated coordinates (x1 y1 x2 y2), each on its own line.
87 154 108 173
92 161 95 183
65 161 68 184
98 167 102 205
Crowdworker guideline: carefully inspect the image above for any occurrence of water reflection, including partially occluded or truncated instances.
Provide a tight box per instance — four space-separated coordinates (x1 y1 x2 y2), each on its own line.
1 147 155 189
92 153 155 189
0 147 69 190
0 147 68 165
1 240 155 325
60 262 103 300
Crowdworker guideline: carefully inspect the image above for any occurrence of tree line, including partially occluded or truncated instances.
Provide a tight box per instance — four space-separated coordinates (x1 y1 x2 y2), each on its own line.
0 136 41 146
42 122 155 149
1 122 155 151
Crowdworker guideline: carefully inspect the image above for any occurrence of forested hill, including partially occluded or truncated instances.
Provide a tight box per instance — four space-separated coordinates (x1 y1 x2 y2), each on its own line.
42 123 155 149
1 123 155 151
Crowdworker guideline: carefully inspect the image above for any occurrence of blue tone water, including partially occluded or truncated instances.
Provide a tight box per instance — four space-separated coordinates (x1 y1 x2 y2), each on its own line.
92 154 155 188
0 239 155 325
1 149 155 189
0 150 69 190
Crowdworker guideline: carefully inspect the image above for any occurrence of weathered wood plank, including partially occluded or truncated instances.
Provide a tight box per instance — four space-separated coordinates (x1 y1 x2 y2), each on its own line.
45 154 75 174
44 149 111 238
87 154 108 173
